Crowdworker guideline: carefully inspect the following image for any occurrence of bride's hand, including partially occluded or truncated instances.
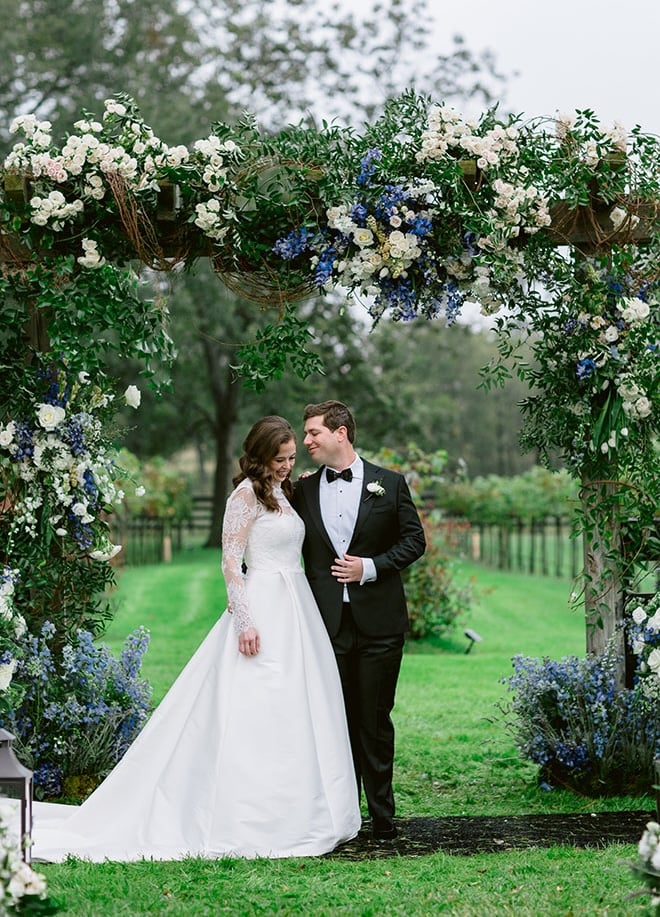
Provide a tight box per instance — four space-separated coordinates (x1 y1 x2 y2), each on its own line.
238 626 260 657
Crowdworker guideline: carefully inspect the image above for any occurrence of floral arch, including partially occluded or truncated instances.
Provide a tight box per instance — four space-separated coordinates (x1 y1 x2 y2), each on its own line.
0 91 657 692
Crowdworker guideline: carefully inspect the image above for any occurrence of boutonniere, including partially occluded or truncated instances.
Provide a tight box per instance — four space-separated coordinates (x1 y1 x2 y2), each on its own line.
366 480 385 498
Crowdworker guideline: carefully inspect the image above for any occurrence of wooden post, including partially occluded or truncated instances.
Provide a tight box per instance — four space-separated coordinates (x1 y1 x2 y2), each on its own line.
162 523 172 564
581 475 625 682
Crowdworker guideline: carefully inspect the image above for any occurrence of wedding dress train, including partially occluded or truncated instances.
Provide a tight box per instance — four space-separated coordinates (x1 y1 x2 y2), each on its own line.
32 480 360 861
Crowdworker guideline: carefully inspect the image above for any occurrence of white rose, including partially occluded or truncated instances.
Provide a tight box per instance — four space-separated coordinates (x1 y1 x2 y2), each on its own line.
647 612 660 633
647 648 660 675
36 403 65 430
609 206 628 230
0 660 17 691
352 227 374 248
71 502 88 517
621 297 650 324
632 606 647 625
90 544 122 562
124 385 141 409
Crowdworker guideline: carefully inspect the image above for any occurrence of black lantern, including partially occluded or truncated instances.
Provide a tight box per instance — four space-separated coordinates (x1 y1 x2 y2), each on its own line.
0 728 33 863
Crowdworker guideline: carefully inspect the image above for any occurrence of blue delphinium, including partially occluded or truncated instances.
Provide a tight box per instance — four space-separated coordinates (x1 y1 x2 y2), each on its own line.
33 762 64 799
374 277 417 322
356 148 382 187
272 227 314 260
502 643 660 794
2 622 152 797
314 245 337 287
576 357 597 380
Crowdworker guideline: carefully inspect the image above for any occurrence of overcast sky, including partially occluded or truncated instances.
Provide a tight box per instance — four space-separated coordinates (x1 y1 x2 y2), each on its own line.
430 0 660 135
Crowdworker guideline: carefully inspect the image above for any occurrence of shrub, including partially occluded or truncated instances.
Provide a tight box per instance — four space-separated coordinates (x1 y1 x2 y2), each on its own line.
501 641 660 796
115 451 193 522
0 623 152 799
403 510 477 640
434 466 579 524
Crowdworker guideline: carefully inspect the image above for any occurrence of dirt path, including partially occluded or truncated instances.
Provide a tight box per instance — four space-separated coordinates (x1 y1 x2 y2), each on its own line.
329 811 655 858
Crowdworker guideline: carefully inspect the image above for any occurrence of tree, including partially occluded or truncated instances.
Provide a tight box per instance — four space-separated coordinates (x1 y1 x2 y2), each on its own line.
0 0 213 154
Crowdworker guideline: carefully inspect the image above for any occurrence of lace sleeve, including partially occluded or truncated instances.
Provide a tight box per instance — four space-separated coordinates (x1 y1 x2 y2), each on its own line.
221 483 257 635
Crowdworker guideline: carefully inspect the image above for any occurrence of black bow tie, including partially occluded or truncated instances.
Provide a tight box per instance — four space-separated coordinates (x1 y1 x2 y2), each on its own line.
326 467 353 483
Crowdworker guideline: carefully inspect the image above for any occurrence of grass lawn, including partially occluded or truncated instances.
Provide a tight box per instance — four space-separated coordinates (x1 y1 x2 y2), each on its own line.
39 549 655 916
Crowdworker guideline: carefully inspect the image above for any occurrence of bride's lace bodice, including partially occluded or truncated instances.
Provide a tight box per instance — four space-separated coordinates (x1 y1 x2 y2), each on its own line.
221 478 305 634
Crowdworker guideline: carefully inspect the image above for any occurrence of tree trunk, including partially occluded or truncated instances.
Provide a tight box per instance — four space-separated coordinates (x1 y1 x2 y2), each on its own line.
201 330 241 549
205 385 240 548
581 473 625 686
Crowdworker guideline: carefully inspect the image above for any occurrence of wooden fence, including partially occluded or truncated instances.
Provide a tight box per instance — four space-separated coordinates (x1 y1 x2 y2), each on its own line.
440 516 583 580
112 496 213 567
115 501 583 580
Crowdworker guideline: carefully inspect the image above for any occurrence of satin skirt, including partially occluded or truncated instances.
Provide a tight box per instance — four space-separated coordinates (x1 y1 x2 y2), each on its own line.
32 568 360 862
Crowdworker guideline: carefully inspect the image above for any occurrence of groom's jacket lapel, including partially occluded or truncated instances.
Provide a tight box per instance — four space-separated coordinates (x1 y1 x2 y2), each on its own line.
351 461 380 541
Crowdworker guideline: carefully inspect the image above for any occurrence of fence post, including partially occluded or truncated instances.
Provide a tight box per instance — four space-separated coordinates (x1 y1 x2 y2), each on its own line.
163 523 172 563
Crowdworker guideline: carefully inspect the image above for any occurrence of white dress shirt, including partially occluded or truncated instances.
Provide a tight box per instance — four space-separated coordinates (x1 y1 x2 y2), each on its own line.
319 455 376 599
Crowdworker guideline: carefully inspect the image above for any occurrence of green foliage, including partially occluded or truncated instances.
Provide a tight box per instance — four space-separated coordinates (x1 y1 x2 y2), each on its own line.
403 510 477 639
435 466 580 524
115 452 192 521
233 306 325 392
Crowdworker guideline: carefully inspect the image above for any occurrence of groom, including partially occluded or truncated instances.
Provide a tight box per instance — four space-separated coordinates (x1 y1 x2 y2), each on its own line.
292 400 425 841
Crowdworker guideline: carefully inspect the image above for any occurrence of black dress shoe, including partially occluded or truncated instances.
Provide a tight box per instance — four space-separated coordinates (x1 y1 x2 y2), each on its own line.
371 818 397 841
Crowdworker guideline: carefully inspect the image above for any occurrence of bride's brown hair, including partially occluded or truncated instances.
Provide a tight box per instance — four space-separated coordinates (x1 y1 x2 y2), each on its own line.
233 415 296 512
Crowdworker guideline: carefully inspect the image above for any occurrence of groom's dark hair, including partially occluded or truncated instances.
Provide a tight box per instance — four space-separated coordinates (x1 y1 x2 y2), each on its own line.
303 400 356 443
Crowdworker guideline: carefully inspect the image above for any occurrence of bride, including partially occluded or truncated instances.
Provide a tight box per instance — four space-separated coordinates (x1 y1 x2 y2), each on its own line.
32 416 361 861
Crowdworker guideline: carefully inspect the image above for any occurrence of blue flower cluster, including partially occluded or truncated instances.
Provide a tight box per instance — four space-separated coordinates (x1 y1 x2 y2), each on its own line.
502 647 660 792
273 146 477 325
356 148 382 187
271 227 314 260
576 357 597 380
314 245 336 287
1 621 152 796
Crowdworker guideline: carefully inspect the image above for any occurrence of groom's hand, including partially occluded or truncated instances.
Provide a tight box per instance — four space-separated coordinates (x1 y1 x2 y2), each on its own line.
331 554 363 584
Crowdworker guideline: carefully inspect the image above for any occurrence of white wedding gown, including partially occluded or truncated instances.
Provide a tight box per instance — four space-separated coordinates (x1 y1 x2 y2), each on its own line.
31 480 360 862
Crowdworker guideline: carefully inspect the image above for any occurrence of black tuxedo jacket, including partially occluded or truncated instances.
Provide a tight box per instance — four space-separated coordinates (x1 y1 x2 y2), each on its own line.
292 460 426 638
